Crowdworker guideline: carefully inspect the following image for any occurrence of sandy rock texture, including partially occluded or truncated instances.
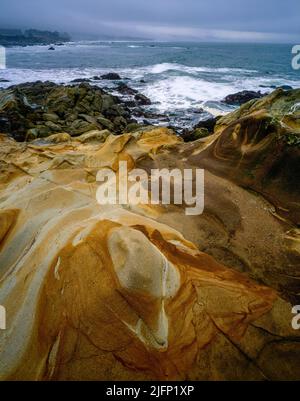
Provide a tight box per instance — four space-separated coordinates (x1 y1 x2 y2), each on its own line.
0 90 300 381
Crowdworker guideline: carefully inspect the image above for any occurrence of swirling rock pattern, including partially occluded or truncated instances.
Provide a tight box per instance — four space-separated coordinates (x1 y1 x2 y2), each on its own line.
0 111 299 380
191 89 300 224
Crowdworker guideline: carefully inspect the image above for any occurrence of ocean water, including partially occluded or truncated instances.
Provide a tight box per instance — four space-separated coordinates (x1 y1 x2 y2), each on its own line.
0 41 299 128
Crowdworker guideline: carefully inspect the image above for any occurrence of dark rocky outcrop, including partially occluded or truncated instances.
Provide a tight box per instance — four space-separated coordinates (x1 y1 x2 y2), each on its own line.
278 85 293 91
0 81 132 140
70 78 92 83
195 116 221 131
260 85 293 91
114 83 152 112
181 116 221 142
101 72 122 80
134 93 151 105
116 82 138 96
223 90 265 105
181 127 211 142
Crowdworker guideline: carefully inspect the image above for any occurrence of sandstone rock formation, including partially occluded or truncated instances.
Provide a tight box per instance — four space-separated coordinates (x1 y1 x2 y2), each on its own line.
194 89 300 225
0 90 300 381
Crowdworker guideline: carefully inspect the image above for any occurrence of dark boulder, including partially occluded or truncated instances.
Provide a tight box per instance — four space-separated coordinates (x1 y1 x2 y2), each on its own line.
260 84 293 91
194 116 221 132
101 72 121 80
70 78 92 83
0 116 10 132
223 90 264 105
278 85 293 91
0 81 131 140
116 82 137 96
134 93 151 106
124 100 137 108
181 116 222 142
115 83 151 107
182 127 212 142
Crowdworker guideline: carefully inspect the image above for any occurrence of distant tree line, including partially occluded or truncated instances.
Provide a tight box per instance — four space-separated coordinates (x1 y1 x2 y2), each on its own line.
0 29 71 46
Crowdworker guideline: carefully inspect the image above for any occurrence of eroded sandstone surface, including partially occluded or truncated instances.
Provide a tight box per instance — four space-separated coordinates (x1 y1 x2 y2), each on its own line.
0 88 300 380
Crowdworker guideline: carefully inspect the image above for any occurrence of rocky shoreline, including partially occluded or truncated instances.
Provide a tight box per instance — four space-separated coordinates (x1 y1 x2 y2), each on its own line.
0 82 299 380
0 79 288 143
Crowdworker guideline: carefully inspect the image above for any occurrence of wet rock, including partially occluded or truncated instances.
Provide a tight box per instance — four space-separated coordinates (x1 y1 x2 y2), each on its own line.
70 78 92 83
101 72 121 80
124 100 137 108
113 116 127 132
48 46 55 51
101 94 118 112
78 113 97 124
125 122 144 132
132 108 168 121
116 82 137 96
43 112 60 122
182 127 211 142
25 128 39 141
194 116 221 132
97 116 114 131
65 113 78 123
0 82 130 140
134 93 151 105
223 90 264 105
278 85 293 91
34 125 51 138
44 121 62 132
260 85 293 91
0 116 10 132
103 104 130 120
69 120 99 136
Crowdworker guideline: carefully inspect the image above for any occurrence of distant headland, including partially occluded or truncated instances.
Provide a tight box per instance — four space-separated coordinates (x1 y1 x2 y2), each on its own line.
0 29 71 46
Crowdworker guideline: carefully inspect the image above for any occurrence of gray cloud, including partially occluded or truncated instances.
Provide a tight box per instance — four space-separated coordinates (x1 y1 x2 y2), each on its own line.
0 0 299 42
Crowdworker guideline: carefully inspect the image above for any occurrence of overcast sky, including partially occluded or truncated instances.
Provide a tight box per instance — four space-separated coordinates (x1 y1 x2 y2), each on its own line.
1 0 299 42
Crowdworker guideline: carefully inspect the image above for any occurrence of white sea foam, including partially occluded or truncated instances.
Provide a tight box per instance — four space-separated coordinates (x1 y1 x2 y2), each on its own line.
146 62 258 75
141 75 241 112
0 68 102 87
0 57 299 123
